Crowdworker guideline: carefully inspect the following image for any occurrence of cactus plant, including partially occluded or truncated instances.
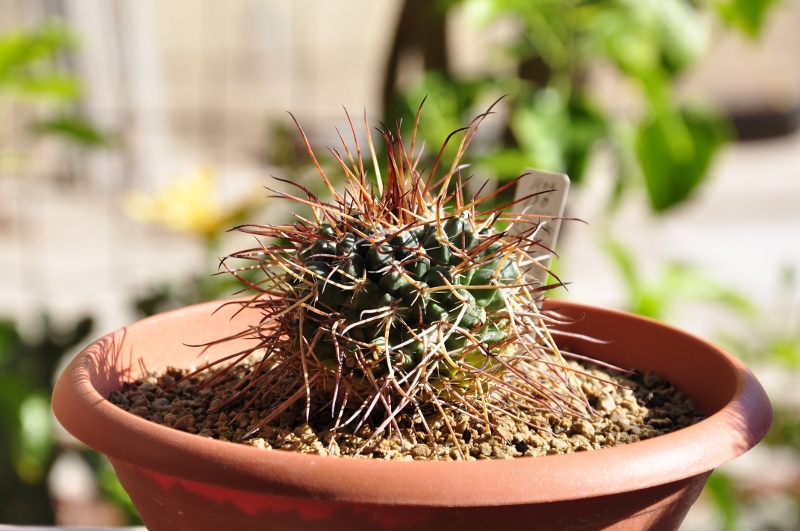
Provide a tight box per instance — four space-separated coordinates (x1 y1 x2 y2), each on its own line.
199 101 609 456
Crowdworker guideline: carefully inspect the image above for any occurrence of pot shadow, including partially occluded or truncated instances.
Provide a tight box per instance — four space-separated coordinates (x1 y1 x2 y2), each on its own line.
83 328 137 399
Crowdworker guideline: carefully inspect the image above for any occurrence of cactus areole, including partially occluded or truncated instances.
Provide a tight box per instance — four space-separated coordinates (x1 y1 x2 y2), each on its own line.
209 101 606 454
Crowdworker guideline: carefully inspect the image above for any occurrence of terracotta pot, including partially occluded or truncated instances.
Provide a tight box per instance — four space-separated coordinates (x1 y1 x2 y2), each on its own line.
52 299 772 531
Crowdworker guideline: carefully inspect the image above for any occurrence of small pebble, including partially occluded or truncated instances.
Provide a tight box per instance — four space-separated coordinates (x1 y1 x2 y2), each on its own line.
173 414 196 431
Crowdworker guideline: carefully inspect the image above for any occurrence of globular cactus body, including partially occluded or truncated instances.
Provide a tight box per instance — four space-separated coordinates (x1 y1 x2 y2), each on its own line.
291 218 514 376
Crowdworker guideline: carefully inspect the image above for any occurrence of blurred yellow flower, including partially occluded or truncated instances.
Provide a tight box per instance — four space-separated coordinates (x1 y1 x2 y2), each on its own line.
124 165 260 244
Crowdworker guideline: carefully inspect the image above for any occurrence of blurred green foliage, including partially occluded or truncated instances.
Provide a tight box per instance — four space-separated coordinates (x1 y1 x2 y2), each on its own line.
0 315 92 523
705 471 745 531
720 267 800 369
0 21 114 525
604 237 756 320
701 265 800 529
84 451 144 526
0 24 108 150
0 314 143 525
0 25 79 98
764 408 800 451
387 0 772 214
723 267 800 447
33 115 108 148
636 105 730 212
714 0 779 38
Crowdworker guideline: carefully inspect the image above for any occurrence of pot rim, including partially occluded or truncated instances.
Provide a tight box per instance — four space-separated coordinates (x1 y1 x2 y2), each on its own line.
52 299 773 507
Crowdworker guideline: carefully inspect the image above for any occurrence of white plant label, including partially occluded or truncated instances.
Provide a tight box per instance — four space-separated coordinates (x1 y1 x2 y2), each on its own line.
508 169 570 286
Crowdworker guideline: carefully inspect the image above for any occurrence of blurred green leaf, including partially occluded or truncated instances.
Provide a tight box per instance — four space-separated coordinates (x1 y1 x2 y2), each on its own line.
0 315 93 523
0 24 108 155
652 0 708 74
0 25 74 76
0 376 53 484
0 25 78 100
16 394 53 484
604 237 755 320
767 337 800 368
562 95 605 183
511 88 569 174
705 471 744 531
0 373 35 433
588 0 706 78
591 6 666 76
0 320 20 365
717 315 800 368
715 0 778 38
637 105 729 213
34 115 110 148
480 148 534 179
604 237 640 300
96 455 143 525
19 396 52 459
397 72 488 152
507 88 605 184
764 407 800 450
5 74 79 100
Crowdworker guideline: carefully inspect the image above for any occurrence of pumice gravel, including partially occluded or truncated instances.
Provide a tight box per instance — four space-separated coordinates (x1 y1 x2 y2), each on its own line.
109 360 704 461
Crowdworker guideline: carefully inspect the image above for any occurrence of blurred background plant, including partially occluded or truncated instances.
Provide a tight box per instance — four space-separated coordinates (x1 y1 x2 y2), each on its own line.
382 0 775 214
0 314 90 523
0 24 108 174
698 266 800 530
0 0 798 528
0 18 121 527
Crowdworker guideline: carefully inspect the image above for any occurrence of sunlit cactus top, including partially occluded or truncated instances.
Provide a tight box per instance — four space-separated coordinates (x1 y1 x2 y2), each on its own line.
214 100 603 455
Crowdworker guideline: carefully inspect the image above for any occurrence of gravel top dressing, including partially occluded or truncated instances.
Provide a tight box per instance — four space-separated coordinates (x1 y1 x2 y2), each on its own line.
109 359 704 461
